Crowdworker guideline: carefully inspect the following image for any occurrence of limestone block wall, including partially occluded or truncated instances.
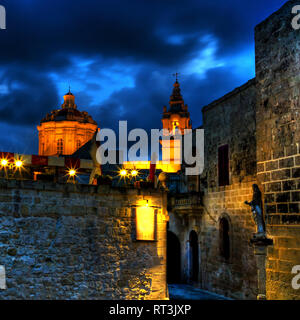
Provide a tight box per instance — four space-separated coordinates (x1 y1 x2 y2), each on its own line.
255 0 300 300
201 181 258 300
0 180 168 300
201 79 257 190
198 66 258 299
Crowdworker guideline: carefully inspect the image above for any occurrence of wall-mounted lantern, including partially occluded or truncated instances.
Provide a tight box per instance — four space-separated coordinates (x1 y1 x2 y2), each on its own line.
134 200 159 241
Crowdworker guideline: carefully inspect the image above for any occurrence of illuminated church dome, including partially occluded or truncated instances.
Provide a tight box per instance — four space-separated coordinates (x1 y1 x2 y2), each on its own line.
37 90 98 156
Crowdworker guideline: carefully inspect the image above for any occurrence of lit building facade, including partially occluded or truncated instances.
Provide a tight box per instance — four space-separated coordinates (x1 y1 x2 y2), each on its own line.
37 90 98 156
122 79 191 173
161 79 192 164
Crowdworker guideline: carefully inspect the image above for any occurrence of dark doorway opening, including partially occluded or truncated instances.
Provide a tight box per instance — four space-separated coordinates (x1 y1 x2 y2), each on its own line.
167 231 181 283
219 217 230 261
189 230 199 282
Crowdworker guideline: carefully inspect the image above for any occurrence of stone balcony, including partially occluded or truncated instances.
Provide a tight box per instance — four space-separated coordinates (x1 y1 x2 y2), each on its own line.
168 193 203 215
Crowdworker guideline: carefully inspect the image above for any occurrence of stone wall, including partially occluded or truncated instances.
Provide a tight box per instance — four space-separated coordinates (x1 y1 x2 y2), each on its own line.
255 0 300 300
168 0 300 301
167 80 258 299
201 79 257 189
197 78 258 299
0 179 168 300
200 181 258 299
168 181 258 300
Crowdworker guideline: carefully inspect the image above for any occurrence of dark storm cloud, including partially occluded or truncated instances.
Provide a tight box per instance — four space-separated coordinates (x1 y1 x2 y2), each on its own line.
0 0 288 153
93 67 168 132
1 0 287 67
0 66 59 126
93 65 251 134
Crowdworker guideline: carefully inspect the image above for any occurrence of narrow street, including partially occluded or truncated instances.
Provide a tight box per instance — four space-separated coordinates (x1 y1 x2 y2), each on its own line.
168 284 229 300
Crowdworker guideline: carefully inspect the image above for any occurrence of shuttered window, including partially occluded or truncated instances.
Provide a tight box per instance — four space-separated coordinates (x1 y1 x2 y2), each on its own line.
218 145 229 187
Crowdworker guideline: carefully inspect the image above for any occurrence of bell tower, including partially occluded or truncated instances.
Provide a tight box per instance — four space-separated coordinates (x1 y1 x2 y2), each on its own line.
161 76 192 164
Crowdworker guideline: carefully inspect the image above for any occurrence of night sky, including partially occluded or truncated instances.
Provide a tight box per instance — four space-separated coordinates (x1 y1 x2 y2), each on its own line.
0 0 287 155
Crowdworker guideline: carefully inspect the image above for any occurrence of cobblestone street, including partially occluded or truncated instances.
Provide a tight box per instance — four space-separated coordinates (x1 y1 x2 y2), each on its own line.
168 284 229 300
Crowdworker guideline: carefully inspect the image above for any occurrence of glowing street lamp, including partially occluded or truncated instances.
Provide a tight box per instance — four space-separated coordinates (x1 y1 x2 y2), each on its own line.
120 169 127 177
66 168 77 184
131 170 138 177
69 169 76 177
15 160 23 168
1 159 8 167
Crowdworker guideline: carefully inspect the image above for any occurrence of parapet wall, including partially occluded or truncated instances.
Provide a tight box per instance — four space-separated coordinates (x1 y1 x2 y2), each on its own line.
0 180 168 300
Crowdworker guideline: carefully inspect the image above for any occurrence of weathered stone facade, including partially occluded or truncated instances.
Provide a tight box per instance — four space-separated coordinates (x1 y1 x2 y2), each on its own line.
168 0 300 300
0 180 168 300
255 0 300 300
202 79 257 189
1 0 300 301
200 79 258 299
168 80 258 299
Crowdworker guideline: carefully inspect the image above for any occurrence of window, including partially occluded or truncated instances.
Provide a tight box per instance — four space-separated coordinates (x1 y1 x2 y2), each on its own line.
219 217 230 261
57 139 63 155
172 121 179 134
218 145 229 187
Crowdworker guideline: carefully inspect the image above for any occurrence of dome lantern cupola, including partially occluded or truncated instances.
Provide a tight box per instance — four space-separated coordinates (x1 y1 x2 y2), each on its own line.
62 87 77 109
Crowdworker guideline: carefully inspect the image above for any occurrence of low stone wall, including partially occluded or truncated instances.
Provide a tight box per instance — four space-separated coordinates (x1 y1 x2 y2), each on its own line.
201 180 258 299
0 179 168 300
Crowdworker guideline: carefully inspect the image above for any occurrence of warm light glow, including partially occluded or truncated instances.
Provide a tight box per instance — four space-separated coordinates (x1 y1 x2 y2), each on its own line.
123 160 180 173
131 170 138 177
1 159 8 166
136 204 155 241
37 120 97 156
15 160 23 168
120 169 127 177
69 169 76 177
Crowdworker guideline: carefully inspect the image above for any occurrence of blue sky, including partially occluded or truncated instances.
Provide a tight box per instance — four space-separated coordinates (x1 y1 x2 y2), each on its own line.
0 0 288 154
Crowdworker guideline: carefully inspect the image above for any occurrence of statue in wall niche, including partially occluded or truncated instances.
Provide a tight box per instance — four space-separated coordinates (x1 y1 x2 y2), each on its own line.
158 171 168 190
245 184 266 238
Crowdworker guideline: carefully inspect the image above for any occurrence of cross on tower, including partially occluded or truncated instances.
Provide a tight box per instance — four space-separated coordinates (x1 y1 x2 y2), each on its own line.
173 72 180 82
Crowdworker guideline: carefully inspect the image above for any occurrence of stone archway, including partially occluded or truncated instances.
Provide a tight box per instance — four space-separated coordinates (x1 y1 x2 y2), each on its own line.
167 231 181 284
189 230 199 282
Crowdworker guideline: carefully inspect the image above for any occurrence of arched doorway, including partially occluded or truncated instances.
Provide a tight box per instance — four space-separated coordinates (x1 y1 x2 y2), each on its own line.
189 230 199 282
167 231 181 283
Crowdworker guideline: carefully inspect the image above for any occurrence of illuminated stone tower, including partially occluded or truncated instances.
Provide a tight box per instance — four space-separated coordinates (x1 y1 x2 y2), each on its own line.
161 78 192 163
37 89 98 156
